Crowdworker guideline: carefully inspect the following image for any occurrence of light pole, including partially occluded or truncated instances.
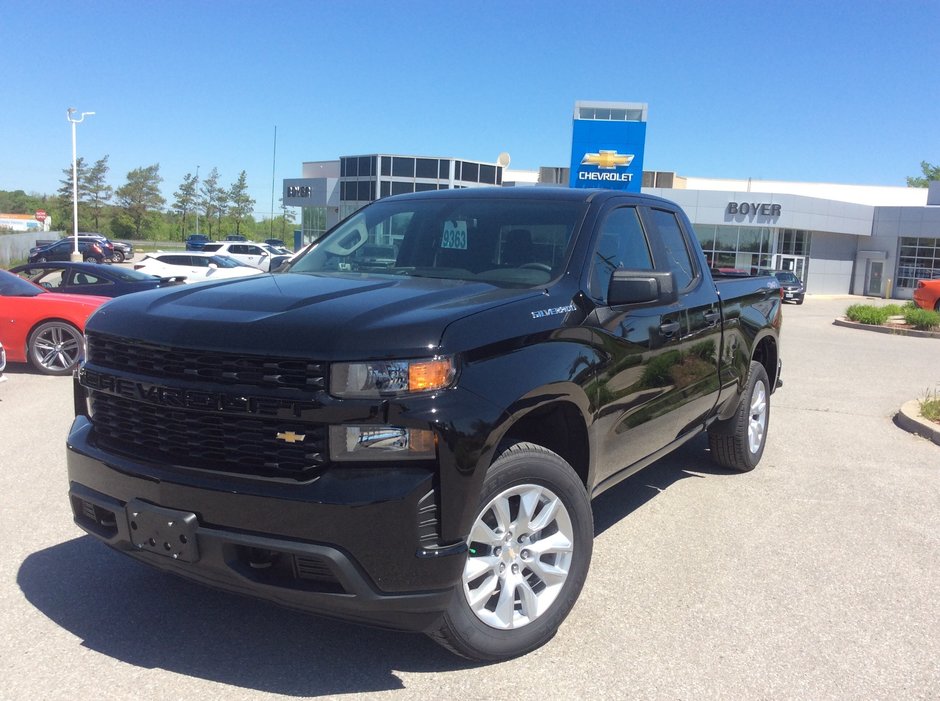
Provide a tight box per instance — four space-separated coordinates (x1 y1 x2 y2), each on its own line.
67 107 95 262
195 165 200 237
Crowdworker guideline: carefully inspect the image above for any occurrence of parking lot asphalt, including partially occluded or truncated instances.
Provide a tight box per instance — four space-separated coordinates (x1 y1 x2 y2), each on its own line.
0 295 937 700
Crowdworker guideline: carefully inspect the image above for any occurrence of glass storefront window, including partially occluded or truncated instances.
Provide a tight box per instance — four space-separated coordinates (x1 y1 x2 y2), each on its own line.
461 162 479 183
416 158 437 179
358 156 375 177
695 224 716 251
715 225 739 251
896 235 940 288
392 157 414 178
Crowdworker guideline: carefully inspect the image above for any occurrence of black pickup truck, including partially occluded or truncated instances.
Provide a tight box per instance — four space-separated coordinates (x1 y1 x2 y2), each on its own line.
67 187 782 661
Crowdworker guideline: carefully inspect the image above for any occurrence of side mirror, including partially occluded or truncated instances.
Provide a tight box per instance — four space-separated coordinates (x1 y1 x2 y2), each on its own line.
608 270 677 306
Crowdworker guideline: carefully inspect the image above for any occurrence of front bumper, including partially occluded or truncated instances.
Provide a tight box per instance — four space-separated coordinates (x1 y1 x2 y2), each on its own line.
66 416 467 632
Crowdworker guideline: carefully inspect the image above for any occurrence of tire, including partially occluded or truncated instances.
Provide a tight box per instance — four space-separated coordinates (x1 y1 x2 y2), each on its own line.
37 256 47 263
84 256 98 264
428 442 593 661
796 297 804 305
27 321 84 376
708 360 770 472
112 250 125 263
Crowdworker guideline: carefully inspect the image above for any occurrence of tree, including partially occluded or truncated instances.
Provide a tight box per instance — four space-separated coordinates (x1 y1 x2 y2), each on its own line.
228 171 255 235
82 155 112 231
907 161 940 188
56 157 88 234
114 164 166 238
200 167 224 236
172 172 199 239
215 183 229 234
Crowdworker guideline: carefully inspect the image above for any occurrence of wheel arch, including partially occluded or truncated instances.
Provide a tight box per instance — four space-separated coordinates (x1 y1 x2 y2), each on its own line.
26 316 84 345
492 397 591 490
751 331 779 392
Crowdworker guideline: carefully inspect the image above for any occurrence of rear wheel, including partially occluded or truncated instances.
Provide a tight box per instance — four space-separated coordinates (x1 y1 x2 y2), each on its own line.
428 442 593 661
708 361 770 471
27 321 84 375
84 255 98 264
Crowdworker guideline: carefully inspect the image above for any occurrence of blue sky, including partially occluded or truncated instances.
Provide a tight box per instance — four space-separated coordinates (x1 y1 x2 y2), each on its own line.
2 1 938 217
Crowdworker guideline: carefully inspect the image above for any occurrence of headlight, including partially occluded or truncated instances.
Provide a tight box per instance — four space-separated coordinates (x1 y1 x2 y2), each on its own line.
330 356 456 398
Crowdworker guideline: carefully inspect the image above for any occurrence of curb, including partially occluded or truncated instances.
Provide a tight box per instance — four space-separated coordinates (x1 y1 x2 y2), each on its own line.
895 400 940 446
833 317 940 339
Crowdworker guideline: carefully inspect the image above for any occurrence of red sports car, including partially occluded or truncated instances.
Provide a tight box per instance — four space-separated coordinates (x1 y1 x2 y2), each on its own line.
0 268 110 375
912 278 940 312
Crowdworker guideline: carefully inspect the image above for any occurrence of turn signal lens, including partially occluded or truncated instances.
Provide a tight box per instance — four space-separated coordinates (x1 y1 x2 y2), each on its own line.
409 359 454 392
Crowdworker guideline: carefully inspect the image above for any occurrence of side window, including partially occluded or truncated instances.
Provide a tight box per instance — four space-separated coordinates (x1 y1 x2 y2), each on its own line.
37 270 66 289
591 207 653 301
648 208 695 290
73 272 105 286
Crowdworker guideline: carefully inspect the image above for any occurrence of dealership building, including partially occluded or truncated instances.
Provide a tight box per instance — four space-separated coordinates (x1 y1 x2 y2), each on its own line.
283 101 940 300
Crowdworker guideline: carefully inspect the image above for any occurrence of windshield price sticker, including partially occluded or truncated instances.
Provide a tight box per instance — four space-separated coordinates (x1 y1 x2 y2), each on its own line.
441 221 468 250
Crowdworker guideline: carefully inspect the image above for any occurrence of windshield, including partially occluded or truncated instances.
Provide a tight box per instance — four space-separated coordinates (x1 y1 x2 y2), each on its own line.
110 267 162 282
775 271 801 283
0 269 44 297
209 255 247 268
289 196 587 285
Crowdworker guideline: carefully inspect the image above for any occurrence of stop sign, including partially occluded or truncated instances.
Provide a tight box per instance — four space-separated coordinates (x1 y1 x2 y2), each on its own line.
35 210 47 222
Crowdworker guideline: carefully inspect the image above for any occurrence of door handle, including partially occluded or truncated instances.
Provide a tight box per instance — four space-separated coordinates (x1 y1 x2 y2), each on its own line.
660 320 681 336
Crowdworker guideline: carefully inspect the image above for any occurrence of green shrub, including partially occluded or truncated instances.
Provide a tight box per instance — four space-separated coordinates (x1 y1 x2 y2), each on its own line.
882 304 904 316
921 389 940 423
845 304 891 325
902 306 940 330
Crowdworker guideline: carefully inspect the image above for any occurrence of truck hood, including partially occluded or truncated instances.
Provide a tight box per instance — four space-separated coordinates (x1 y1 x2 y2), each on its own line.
88 272 544 359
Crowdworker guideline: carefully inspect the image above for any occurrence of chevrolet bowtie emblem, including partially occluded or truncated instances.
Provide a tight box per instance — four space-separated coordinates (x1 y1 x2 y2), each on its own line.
581 150 634 169
276 431 306 444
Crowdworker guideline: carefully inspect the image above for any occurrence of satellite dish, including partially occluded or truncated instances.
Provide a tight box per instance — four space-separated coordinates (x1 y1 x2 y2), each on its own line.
496 152 511 168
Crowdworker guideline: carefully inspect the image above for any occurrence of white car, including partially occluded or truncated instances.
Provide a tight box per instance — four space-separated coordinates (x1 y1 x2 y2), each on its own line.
133 252 264 283
200 241 278 271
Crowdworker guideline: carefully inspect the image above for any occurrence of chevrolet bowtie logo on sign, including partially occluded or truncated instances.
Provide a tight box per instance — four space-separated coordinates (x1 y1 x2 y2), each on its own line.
276 431 306 444
581 150 634 169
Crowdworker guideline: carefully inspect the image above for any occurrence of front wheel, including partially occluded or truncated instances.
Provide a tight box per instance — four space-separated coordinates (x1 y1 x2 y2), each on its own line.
708 360 770 471
27 321 84 375
428 442 593 661
111 250 125 263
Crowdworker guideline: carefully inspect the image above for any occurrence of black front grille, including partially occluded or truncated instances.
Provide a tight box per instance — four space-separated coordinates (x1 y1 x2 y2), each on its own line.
86 332 325 391
91 393 326 480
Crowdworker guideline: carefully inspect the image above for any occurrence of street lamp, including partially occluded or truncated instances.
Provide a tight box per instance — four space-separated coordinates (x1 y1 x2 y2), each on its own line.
67 107 95 262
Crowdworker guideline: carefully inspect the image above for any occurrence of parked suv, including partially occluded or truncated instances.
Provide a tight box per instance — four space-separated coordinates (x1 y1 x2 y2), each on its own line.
79 233 133 263
28 238 108 263
185 234 211 251
201 241 274 270
773 270 805 304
